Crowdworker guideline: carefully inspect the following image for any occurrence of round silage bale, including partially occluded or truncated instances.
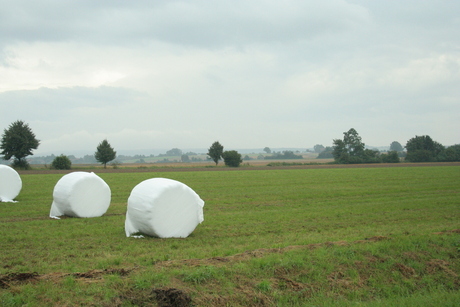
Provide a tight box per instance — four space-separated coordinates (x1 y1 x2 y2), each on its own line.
125 178 205 238
49 172 111 218
0 164 22 202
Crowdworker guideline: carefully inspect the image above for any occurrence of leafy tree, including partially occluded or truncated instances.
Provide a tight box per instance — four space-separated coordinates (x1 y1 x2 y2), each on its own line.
95 139 116 168
1 120 40 169
316 146 334 159
343 128 365 157
181 154 190 162
166 148 182 156
332 139 348 163
381 151 400 163
314 144 325 153
263 147 271 154
207 141 224 165
332 128 366 164
222 150 242 167
390 141 404 152
51 154 72 170
362 149 381 163
264 151 303 160
405 135 444 162
442 144 460 162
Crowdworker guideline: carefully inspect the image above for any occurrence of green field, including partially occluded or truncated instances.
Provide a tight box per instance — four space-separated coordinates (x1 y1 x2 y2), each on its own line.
1 166 459 306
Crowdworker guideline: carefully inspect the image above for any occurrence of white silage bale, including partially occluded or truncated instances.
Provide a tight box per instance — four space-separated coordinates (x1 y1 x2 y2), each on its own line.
0 165 22 202
50 172 111 218
125 178 205 238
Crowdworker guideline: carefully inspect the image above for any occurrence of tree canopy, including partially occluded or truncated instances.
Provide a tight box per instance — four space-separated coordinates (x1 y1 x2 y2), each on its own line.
331 128 400 164
390 141 404 152
222 150 242 167
0 120 40 169
51 154 72 170
314 144 325 153
405 135 444 162
332 128 366 163
316 146 334 159
264 151 303 160
181 154 190 163
207 141 224 165
166 148 182 156
95 139 116 168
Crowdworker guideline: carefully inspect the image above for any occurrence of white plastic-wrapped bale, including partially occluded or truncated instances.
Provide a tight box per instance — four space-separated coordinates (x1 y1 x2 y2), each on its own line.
50 172 111 218
0 165 22 202
125 178 205 238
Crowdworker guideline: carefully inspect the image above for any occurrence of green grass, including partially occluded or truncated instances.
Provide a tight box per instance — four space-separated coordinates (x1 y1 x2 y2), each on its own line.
1 166 459 306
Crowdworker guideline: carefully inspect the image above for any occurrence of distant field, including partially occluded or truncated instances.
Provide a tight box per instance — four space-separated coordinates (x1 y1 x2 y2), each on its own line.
1 165 459 306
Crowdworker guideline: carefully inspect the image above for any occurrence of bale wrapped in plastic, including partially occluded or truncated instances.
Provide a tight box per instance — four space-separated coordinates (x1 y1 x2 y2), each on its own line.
0 165 22 202
50 172 111 218
125 178 205 238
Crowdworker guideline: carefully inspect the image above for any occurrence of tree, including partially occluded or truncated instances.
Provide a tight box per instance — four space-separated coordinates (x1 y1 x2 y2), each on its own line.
343 128 365 157
389 141 404 152
95 139 116 168
442 144 460 162
381 151 400 163
1 120 40 169
314 144 325 153
263 147 271 154
51 154 72 170
166 148 182 156
264 151 303 160
222 150 242 167
332 139 348 163
207 141 224 165
332 128 366 163
317 146 334 159
181 154 190 162
405 135 444 162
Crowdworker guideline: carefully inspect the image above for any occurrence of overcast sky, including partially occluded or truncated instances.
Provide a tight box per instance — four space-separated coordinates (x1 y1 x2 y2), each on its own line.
1 0 459 156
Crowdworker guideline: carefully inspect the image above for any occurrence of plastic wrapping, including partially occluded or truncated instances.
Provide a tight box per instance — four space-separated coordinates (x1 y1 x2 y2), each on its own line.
125 178 204 238
0 165 22 202
50 172 111 218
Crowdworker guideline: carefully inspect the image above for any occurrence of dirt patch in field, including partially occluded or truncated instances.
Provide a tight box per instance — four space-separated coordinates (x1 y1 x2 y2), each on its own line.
152 288 192 307
0 272 39 288
426 259 458 277
434 229 460 235
0 268 136 289
394 263 417 278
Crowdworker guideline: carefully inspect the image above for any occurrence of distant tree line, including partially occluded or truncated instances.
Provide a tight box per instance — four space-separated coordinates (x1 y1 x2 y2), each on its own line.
2 120 458 169
318 128 460 164
264 151 303 160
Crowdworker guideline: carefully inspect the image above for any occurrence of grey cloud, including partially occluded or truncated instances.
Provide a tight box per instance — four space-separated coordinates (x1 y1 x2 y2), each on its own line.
0 86 148 122
0 0 371 48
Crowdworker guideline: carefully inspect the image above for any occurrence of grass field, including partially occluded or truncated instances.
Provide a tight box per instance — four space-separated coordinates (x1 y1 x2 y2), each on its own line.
1 166 459 306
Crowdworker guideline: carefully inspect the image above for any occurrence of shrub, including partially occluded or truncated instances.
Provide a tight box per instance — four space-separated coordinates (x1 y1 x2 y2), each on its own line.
51 154 72 170
381 151 400 163
222 150 242 167
264 151 303 160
